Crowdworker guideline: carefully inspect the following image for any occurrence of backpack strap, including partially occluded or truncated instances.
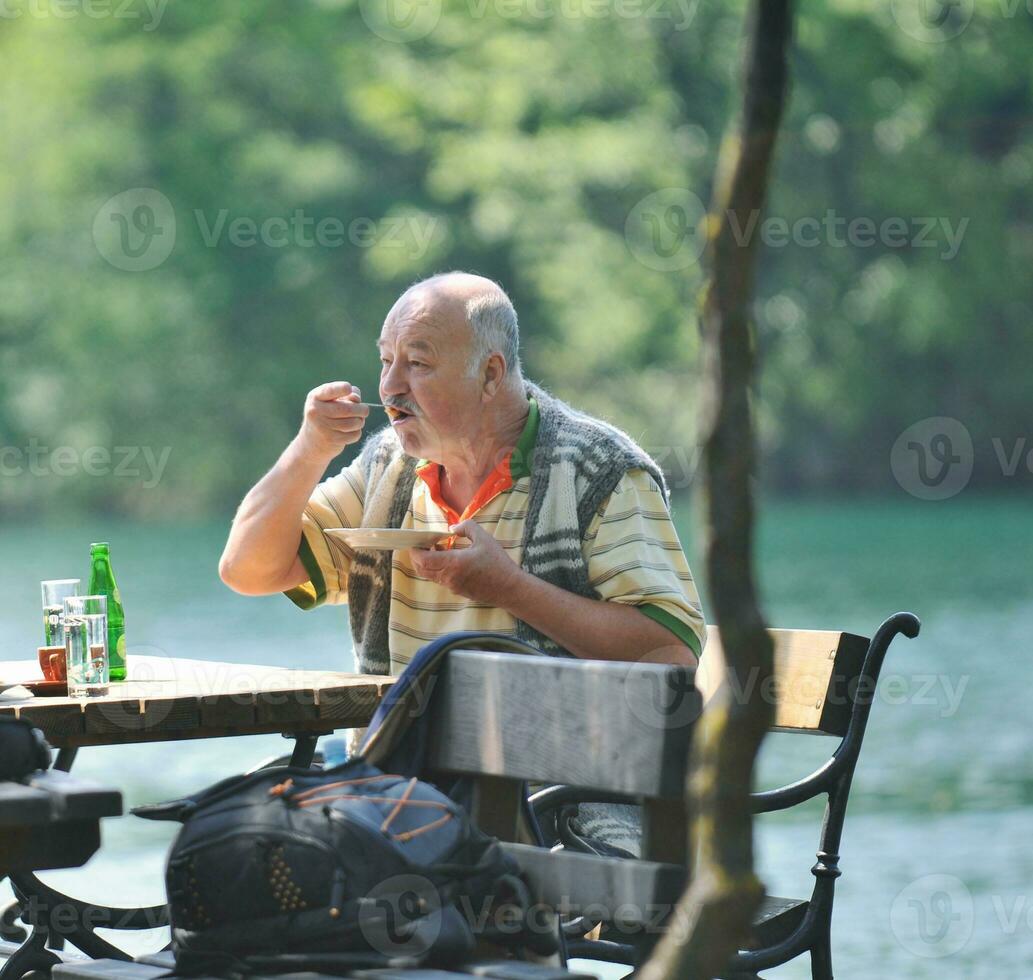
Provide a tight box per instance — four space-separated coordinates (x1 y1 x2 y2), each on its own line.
358 631 547 772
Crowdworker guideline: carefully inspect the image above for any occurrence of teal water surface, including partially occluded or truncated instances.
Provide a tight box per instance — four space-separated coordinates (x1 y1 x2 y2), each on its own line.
1 497 1029 977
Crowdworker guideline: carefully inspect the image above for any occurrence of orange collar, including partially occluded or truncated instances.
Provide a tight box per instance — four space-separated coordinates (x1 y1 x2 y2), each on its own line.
415 454 514 528
413 397 539 540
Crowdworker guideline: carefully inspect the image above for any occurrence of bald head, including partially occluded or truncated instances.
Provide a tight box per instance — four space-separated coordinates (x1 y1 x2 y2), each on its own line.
377 271 529 464
393 271 522 383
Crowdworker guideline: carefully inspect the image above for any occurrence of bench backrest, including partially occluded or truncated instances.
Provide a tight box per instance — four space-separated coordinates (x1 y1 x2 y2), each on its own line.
428 650 698 799
697 626 869 736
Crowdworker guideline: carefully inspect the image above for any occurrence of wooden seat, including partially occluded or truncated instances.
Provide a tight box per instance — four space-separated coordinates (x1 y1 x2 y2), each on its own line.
354 966 595 980
53 962 169 980
61 966 593 980
86 953 596 980
462 961 597 979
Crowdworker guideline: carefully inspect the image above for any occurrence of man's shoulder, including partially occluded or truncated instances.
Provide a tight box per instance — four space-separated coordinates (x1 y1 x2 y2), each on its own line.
527 381 666 494
612 467 668 497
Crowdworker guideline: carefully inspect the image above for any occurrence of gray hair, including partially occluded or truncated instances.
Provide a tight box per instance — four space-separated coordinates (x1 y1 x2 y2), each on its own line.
464 287 521 381
409 272 522 382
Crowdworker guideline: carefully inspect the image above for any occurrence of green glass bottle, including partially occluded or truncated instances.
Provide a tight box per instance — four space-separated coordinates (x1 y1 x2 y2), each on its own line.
88 542 126 682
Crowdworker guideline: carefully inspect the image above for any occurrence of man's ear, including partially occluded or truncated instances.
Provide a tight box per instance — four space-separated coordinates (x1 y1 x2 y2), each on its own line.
481 352 506 399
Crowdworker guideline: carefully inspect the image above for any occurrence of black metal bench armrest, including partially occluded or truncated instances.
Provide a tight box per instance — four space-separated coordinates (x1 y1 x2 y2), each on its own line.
530 612 922 830
752 610 920 812
528 784 634 813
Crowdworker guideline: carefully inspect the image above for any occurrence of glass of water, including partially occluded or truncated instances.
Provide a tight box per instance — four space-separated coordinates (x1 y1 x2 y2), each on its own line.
63 595 109 698
42 579 80 646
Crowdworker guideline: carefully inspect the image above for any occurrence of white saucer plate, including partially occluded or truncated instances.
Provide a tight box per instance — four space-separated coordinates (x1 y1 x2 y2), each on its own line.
325 528 454 551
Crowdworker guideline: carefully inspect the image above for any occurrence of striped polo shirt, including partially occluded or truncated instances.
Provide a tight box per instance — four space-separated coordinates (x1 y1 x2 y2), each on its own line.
285 397 706 675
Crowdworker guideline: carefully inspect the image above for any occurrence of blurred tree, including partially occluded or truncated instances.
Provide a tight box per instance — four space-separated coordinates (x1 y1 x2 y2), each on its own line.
0 0 1029 518
639 0 786 972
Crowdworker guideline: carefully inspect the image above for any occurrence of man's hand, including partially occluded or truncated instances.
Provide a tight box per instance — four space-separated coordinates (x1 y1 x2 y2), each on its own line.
407 518 696 666
221 381 367 596
297 381 369 460
408 518 524 605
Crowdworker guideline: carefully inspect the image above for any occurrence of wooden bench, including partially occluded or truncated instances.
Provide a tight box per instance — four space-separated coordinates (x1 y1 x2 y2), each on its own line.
0 769 123 980
44 611 918 980
0 769 122 877
486 611 920 979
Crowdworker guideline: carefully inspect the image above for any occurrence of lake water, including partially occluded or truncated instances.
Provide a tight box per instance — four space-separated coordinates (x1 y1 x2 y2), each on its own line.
1 497 1029 978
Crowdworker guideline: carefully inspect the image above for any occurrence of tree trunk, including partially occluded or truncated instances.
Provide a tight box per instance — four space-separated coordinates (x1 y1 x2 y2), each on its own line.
638 1 794 977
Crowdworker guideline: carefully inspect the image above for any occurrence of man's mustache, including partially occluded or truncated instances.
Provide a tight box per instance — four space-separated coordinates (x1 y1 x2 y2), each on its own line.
384 397 422 416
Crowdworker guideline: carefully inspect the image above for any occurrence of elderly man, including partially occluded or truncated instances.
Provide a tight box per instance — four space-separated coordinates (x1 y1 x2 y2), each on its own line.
219 272 705 676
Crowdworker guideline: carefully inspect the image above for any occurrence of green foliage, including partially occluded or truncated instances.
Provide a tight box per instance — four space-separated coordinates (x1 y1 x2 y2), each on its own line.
0 0 1028 516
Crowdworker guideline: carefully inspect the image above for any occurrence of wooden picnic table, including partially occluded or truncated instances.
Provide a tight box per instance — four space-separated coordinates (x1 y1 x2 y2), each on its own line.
0 655 396 979
0 655 395 750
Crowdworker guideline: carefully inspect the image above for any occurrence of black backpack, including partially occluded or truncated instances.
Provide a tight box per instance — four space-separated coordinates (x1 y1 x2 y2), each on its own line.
159 756 554 976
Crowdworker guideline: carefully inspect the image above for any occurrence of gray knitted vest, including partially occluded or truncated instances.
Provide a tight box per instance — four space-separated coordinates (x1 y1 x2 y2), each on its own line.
346 380 668 674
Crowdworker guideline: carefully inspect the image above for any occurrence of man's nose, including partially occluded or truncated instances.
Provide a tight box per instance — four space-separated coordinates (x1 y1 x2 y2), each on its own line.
380 359 408 397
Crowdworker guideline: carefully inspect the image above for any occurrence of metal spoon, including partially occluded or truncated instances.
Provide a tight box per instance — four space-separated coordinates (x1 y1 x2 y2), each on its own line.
334 399 387 409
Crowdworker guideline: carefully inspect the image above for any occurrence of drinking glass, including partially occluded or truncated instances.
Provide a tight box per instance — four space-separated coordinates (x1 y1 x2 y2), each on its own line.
63 595 109 698
41 579 80 646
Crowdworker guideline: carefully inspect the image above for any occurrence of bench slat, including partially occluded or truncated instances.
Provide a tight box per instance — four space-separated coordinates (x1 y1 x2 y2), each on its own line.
27 770 123 821
465 961 598 979
56 962 333 980
0 818 101 873
502 842 685 926
697 627 869 736
353 971 496 980
53 962 172 980
430 651 698 798
0 781 53 825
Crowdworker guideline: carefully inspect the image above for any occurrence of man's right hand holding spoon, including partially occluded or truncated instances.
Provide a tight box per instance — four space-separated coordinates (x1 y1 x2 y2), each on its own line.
296 381 370 461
